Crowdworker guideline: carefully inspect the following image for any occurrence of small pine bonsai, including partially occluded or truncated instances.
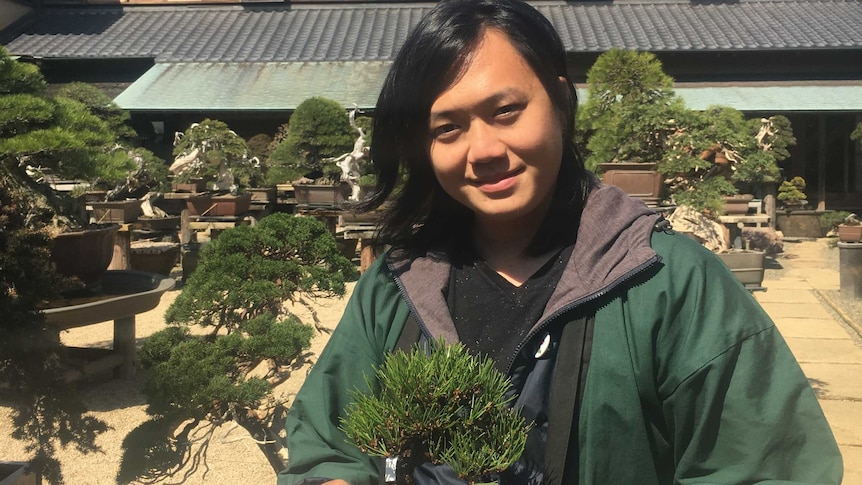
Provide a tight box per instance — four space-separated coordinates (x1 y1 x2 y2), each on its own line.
777 176 807 208
266 97 355 185
341 340 531 485
118 213 357 483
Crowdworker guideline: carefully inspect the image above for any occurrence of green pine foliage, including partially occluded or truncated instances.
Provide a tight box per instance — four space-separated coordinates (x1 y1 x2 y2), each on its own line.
120 213 356 483
341 340 531 484
0 47 154 228
578 49 687 171
851 122 862 142
778 176 807 205
56 82 138 144
0 176 108 485
266 97 354 185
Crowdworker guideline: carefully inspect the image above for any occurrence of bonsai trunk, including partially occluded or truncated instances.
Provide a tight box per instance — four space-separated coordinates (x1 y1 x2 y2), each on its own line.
2 163 88 233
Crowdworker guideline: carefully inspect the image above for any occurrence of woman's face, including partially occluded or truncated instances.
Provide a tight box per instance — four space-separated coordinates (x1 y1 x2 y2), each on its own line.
427 28 564 230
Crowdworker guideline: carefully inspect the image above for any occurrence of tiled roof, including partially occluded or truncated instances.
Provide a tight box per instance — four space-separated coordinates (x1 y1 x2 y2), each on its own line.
4 0 862 62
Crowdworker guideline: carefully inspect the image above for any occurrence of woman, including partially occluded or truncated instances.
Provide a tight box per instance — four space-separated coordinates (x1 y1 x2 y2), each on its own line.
278 1 842 484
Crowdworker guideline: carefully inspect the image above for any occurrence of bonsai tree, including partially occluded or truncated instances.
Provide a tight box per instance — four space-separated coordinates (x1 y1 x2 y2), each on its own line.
341 340 531 485
118 213 357 483
0 179 108 484
245 133 274 187
0 47 145 232
577 49 688 172
777 176 807 209
266 97 355 185
170 119 259 191
662 107 794 215
55 82 169 199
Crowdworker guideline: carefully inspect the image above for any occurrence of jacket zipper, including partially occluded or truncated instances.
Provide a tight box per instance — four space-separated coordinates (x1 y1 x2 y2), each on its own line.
504 254 662 375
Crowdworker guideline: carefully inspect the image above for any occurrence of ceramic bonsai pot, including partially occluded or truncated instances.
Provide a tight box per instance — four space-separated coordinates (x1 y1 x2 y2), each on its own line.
186 193 252 217
598 162 663 206
294 183 351 209
776 210 832 238
130 241 181 275
716 250 765 287
249 187 277 203
171 178 207 193
89 199 142 224
50 224 120 286
722 194 754 215
838 224 862 243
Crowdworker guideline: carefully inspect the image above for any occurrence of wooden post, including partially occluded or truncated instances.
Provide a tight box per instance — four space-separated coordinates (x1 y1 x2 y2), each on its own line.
108 224 131 270
113 316 136 379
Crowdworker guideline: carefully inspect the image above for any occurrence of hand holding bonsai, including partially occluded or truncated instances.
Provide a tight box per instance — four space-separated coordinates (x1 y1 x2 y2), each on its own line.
340 339 532 485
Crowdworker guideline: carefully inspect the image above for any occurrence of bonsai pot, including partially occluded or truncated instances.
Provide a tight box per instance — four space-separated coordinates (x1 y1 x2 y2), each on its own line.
50 224 120 286
716 250 765 287
89 199 142 224
249 187 277 203
130 241 181 275
776 210 832 238
136 216 180 232
838 224 862 243
171 178 207 193
598 162 663 206
294 183 351 209
186 193 252 217
722 194 754 215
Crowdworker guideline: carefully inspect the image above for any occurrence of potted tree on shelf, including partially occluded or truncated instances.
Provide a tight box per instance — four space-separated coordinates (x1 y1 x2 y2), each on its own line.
578 49 687 206
266 97 355 209
117 213 356 483
0 48 156 286
245 133 277 204
170 119 259 217
661 108 793 217
341 340 531 485
774 176 833 238
837 213 862 243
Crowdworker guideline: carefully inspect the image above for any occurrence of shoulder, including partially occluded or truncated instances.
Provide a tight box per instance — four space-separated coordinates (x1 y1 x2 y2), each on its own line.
625 229 777 393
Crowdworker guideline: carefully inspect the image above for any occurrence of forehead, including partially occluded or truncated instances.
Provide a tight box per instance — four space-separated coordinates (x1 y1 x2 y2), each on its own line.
431 29 541 110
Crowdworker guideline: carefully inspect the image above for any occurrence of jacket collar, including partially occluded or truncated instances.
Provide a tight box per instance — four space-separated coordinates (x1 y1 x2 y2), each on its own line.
386 184 662 342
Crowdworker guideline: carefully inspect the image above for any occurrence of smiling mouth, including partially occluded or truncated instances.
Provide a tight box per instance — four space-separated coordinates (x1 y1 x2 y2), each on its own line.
472 167 525 186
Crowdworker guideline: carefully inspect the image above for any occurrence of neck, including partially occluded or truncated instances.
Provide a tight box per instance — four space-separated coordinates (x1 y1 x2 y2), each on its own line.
472 211 556 287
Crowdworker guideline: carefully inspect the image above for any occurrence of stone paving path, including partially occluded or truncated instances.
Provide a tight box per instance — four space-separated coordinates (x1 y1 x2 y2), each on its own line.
756 239 862 484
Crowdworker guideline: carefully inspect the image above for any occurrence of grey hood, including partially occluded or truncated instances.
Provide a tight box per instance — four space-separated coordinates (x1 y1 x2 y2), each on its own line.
386 184 663 343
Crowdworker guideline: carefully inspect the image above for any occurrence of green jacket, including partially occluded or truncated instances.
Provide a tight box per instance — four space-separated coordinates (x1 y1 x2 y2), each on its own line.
278 185 843 485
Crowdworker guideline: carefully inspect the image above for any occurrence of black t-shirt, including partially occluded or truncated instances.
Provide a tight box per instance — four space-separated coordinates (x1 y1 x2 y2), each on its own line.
446 244 574 374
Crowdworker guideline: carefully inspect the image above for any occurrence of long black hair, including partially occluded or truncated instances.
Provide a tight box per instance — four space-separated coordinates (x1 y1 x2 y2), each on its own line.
362 0 595 254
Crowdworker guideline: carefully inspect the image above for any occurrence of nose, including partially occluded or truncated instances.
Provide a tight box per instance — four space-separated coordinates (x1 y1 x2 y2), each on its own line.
466 121 506 164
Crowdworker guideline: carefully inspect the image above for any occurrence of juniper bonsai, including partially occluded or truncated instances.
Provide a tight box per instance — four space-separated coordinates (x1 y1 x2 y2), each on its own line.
266 97 355 185
341 340 531 485
118 213 357 483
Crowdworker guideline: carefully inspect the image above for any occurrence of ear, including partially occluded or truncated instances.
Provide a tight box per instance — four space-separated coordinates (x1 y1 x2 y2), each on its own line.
557 76 571 128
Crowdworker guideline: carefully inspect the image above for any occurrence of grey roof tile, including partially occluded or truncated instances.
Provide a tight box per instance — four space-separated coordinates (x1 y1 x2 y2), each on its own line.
4 0 862 61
